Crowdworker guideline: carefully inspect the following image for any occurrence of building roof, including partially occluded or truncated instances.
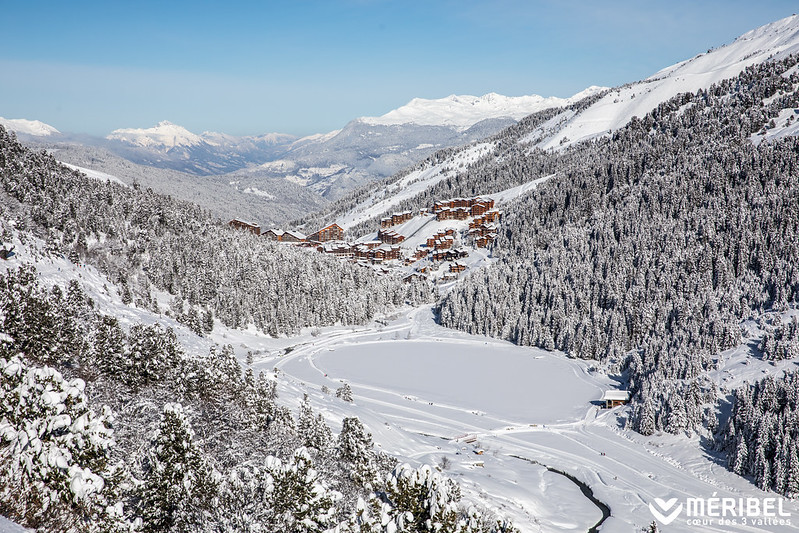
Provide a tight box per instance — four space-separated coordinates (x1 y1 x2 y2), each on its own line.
601 390 631 401
283 230 306 239
230 218 259 227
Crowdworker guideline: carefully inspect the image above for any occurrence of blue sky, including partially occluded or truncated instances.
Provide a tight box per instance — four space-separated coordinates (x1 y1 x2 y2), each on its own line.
1 0 796 137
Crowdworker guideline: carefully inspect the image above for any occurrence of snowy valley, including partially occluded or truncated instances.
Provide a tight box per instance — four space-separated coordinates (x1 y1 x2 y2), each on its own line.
3 12 799 533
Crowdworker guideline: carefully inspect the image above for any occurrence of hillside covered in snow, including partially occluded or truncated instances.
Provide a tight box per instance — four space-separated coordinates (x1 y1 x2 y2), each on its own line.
4 12 799 533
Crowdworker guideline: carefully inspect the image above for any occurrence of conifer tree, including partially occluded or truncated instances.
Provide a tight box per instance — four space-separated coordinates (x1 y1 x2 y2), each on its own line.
139 403 218 533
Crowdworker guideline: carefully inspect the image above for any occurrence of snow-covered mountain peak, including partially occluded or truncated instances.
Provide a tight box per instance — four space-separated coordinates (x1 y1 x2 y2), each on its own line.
107 121 205 148
735 13 799 43
360 87 607 130
541 15 799 151
0 117 60 137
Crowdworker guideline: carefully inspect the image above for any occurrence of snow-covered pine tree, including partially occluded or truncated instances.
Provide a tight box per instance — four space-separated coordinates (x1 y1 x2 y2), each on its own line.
336 382 354 402
0 355 125 532
139 403 218 532
297 394 333 450
338 417 379 487
261 448 339 532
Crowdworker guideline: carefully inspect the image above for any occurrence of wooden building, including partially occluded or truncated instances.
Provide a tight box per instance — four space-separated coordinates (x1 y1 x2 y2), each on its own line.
281 230 306 243
601 390 631 409
229 219 261 235
319 242 353 258
262 228 284 241
449 262 467 273
377 229 405 245
308 223 344 242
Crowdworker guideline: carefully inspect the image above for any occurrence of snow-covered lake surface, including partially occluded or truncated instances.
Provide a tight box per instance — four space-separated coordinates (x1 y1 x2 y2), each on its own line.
313 340 600 424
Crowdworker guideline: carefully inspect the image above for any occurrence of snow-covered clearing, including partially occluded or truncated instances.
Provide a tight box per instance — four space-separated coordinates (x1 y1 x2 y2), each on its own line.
242 186 276 199
252 306 799 533
61 163 128 187
751 108 799 145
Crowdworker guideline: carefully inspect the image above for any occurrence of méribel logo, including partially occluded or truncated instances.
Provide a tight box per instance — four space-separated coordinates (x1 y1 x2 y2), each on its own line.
650 497 684 525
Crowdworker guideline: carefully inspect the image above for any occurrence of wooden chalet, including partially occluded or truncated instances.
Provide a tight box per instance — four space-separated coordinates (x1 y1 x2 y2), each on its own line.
319 242 353 258
308 223 344 242
281 230 306 243
433 197 496 221
449 262 467 273
379 211 413 228
435 235 454 250
371 244 400 262
392 211 413 225
263 228 284 241
601 390 631 409
474 235 494 248
377 229 405 245
353 244 371 260
403 272 427 283
453 207 470 220
229 218 261 236
435 207 452 221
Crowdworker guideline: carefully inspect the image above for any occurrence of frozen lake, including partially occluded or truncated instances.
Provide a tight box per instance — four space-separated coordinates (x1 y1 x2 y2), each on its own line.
314 339 603 424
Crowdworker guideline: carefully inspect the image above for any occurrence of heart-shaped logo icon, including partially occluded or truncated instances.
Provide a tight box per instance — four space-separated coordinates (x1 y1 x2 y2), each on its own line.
649 497 683 525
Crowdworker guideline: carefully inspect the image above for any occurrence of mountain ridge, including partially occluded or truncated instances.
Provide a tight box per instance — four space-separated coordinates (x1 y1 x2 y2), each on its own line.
359 86 606 129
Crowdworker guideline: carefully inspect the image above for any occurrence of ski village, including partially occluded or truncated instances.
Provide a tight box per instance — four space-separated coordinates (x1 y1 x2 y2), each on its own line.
3 5 799 533
230 195 499 283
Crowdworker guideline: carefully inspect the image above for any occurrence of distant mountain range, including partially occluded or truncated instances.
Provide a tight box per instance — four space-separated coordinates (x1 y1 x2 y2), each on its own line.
360 87 603 128
0 87 604 207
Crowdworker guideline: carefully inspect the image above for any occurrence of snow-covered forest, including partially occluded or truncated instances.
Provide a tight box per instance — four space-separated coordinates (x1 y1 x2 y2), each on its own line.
0 127 431 337
434 56 799 485
0 211 515 531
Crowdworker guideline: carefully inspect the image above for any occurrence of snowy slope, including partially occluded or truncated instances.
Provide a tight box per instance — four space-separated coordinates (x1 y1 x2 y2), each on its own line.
5 217 798 533
539 14 799 150
361 87 605 130
0 516 31 533
61 162 128 187
0 117 59 137
337 142 496 230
